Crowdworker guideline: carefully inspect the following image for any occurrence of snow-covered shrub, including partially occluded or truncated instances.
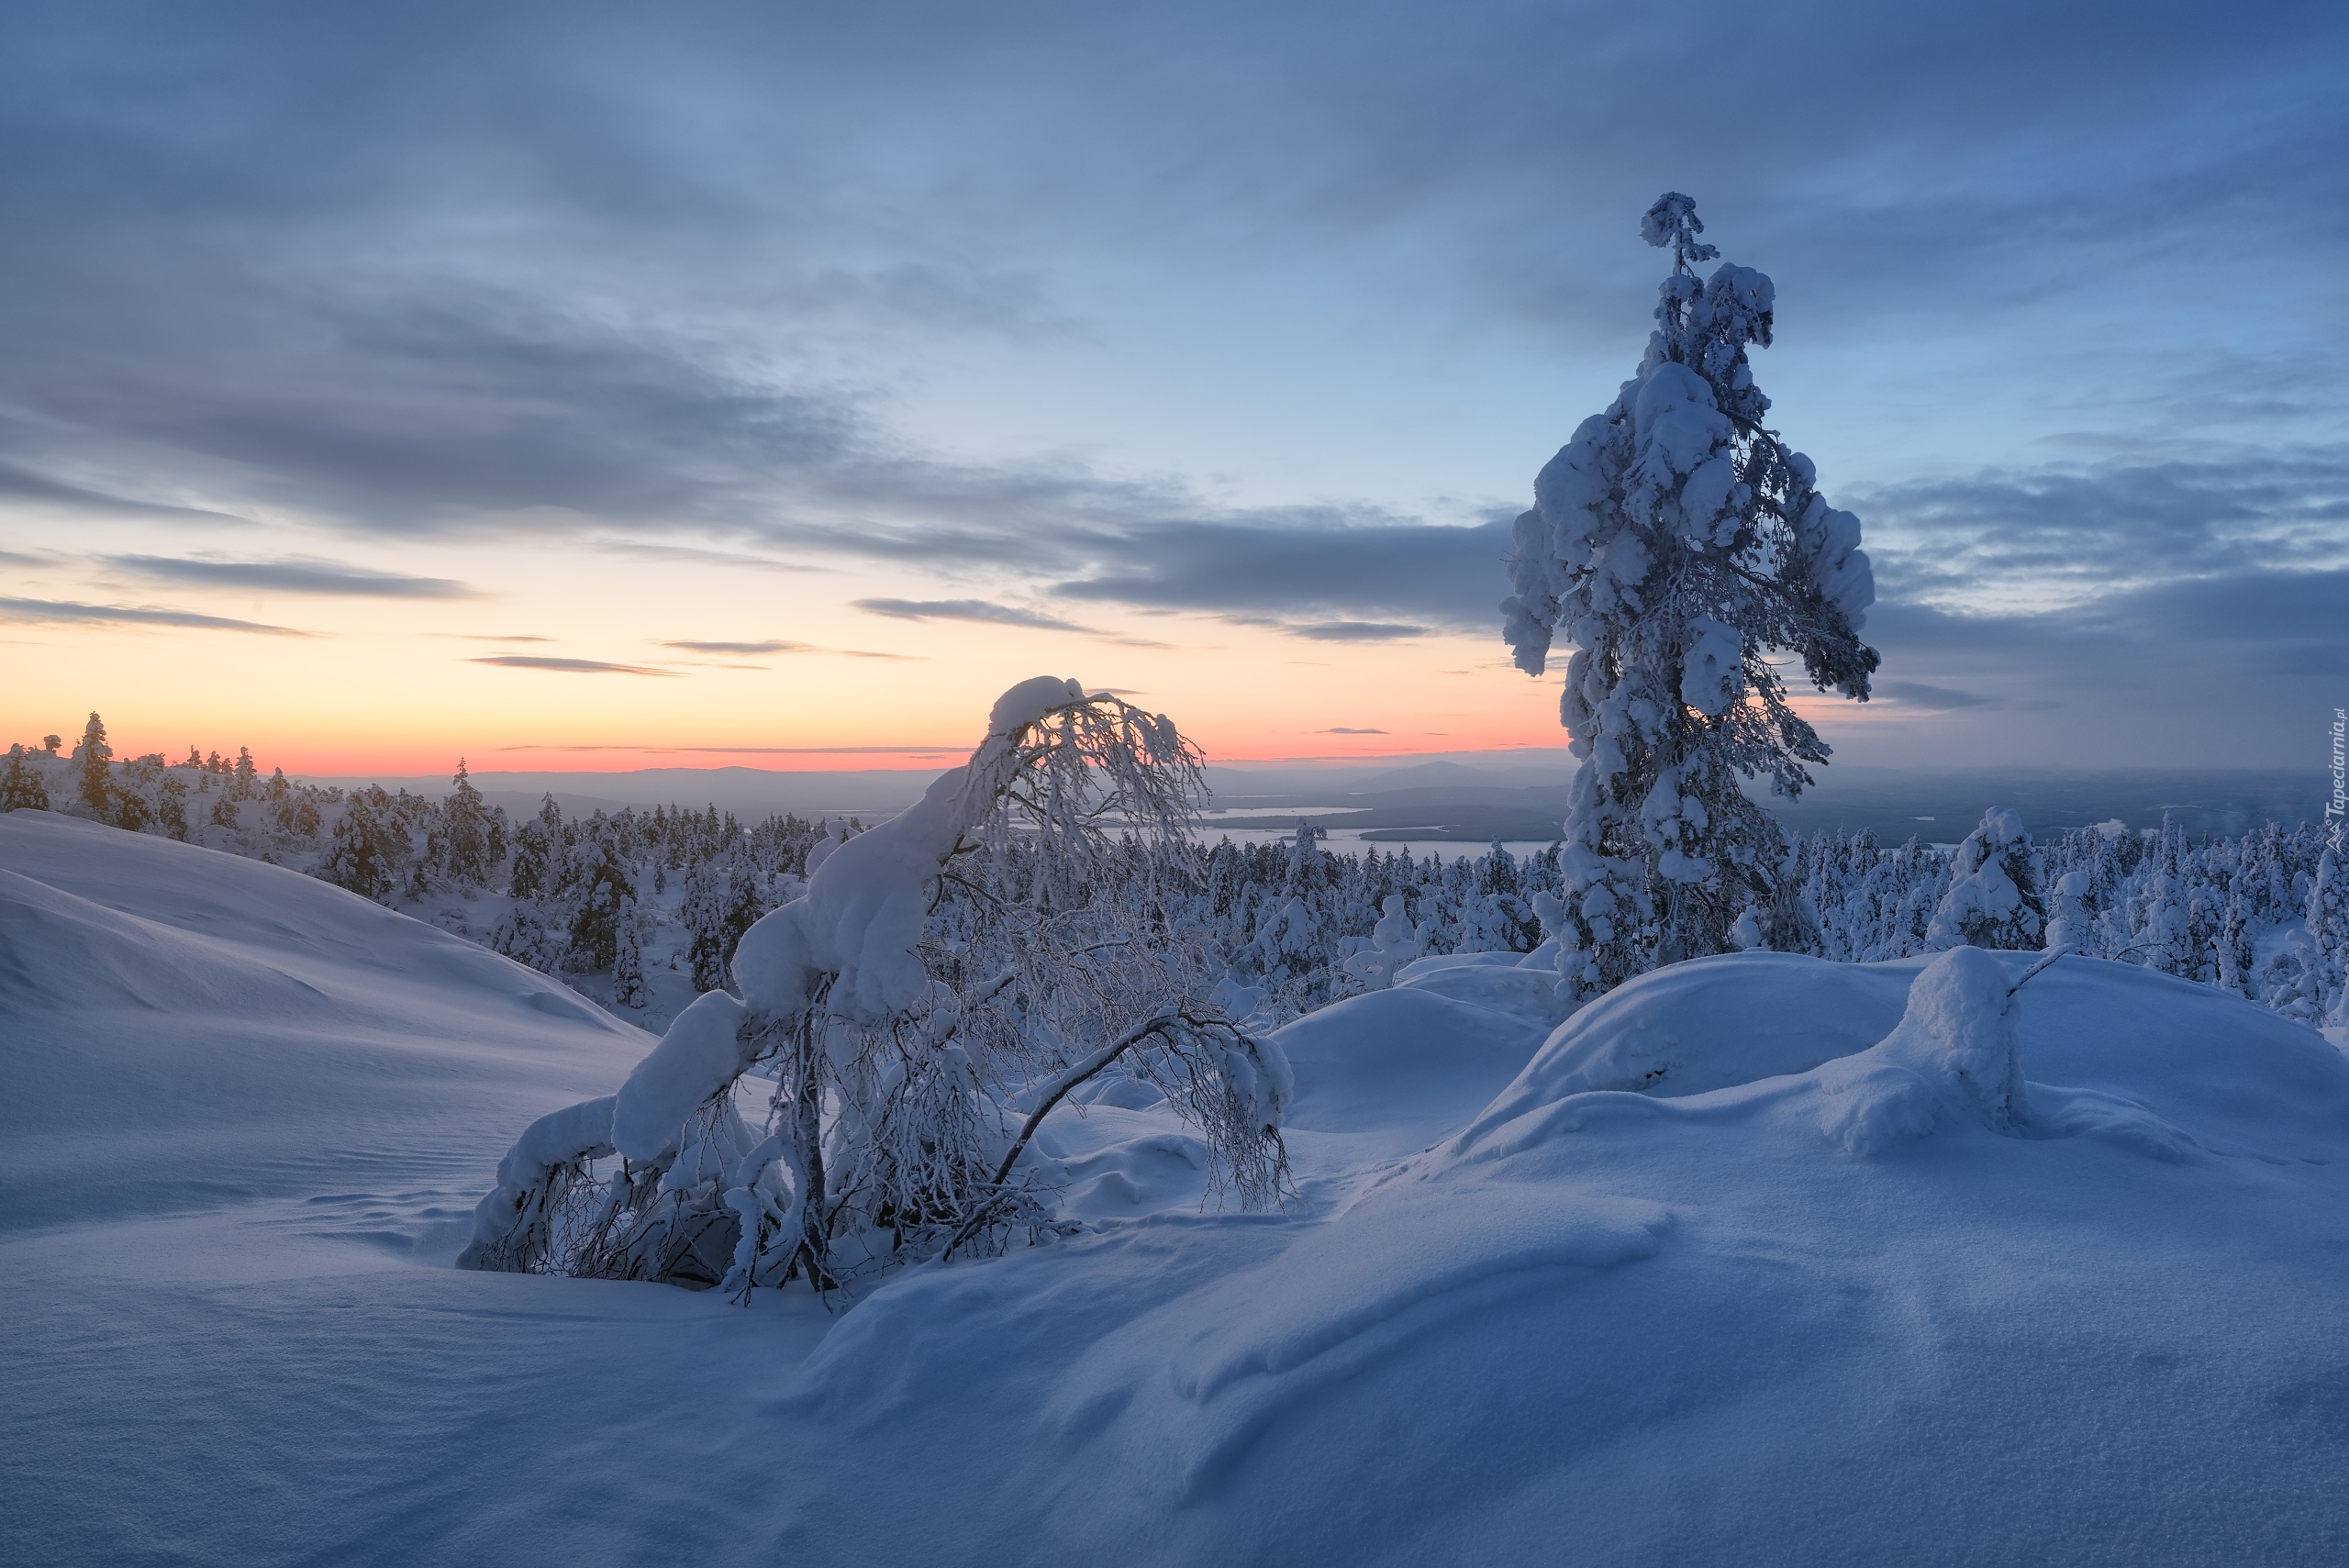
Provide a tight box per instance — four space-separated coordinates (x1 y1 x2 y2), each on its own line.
1500 193 1877 1003
461 679 1293 1294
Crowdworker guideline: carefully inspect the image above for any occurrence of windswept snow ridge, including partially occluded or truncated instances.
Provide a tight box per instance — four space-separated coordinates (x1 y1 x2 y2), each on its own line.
0 813 647 1234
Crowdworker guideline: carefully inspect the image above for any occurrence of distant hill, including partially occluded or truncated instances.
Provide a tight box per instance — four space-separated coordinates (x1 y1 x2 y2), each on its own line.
1213 765 2324 845
298 761 2327 845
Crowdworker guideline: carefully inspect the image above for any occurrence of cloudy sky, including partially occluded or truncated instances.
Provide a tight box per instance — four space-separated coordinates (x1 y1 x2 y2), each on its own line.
2 0 2343 774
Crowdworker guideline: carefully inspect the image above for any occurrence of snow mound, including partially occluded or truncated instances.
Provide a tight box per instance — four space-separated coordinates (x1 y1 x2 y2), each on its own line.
1810 945 2027 1152
1395 962 1572 1025
1276 986 1549 1140
1488 950 1915 1113
1457 947 2349 1171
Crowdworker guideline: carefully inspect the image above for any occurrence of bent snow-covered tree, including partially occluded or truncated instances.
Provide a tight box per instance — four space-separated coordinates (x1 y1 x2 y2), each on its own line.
461 677 1292 1295
1501 193 1877 999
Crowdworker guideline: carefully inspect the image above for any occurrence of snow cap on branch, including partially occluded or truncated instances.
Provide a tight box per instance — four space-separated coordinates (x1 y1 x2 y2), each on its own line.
989 676 1087 737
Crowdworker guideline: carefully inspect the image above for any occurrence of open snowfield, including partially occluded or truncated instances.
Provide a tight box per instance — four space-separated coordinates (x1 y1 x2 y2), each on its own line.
6 811 2349 1565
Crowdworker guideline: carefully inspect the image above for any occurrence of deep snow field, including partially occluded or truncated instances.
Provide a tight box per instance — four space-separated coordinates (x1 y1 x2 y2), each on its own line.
6 810 2349 1565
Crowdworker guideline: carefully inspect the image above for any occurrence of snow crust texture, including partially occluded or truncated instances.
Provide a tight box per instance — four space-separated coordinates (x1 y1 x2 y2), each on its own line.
9 812 2349 1566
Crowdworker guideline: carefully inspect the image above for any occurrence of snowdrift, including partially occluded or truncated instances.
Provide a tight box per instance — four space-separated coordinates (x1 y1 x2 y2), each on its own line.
7 812 2349 1565
0 812 651 1234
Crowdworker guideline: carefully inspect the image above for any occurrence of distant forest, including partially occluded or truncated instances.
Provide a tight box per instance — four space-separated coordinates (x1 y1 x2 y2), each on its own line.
7 714 2345 1035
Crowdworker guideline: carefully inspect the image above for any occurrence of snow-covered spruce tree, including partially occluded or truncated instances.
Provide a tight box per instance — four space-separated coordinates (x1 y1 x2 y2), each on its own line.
1926 807 2045 951
461 678 1292 1294
505 796 561 901
1501 194 1877 998
2307 843 2349 1019
612 895 648 1009
106 754 158 831
320 789 405 904
680 856 766 991
436 760 499 885
1 747 51 812
155 769 189 840
72 712 113 815
561 840 635 972
273 787 321 840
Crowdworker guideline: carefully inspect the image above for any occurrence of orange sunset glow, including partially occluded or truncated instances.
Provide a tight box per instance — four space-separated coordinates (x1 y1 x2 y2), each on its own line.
2 527 1569 776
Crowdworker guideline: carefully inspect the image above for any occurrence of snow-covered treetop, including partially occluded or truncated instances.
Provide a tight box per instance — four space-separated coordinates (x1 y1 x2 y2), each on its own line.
733 678 1207 1026
1503 193 1876 698
958 678 1206 870
1639 192 1719 271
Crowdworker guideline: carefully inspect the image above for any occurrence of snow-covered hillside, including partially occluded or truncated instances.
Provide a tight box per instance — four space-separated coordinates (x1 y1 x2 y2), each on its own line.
6 813 2349 1564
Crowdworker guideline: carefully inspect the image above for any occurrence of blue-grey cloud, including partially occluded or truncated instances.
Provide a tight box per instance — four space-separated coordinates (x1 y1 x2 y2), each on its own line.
647 636 919 661
0 596 313 635
1290 621 1429 642
0 461 253 525
1865 569 2349 667
853 598 1093 632
655 639 810 655
1325 727 1388 734
1053 518 1509 630
1818 566 2349 767
102 554 479 598
596 542 837 574
1855 450 2349 608
2 1 2336 549
1875 682 1999 711
467 655 676 676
